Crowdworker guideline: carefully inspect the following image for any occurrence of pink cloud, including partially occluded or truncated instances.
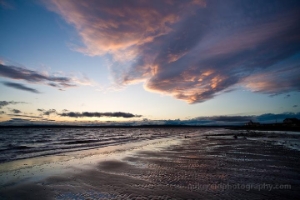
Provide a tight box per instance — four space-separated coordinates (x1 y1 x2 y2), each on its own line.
243 64 300 95
45 0 300 103
46 0 204 60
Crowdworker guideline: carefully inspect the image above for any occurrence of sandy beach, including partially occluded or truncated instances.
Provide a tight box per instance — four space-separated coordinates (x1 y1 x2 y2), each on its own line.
0 128 300 199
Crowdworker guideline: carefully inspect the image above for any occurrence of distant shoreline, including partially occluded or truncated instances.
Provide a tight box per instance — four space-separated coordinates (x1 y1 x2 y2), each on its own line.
0 125 233 129
228 126 300 132
0 124 299 131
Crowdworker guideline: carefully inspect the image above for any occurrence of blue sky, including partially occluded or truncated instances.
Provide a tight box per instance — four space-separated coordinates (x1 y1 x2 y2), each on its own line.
0 0 299 125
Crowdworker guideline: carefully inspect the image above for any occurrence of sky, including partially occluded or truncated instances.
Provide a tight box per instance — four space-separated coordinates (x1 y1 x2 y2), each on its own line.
0 0 299 125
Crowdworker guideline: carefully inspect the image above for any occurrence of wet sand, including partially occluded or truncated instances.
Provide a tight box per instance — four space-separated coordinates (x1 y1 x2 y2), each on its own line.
1 129 300 199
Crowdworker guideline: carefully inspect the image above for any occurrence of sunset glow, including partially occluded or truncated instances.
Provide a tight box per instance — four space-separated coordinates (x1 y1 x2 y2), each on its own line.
0 0 299 125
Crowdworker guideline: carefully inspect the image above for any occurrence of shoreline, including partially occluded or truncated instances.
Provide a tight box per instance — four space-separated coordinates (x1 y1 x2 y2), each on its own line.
1 128 300 199
0 136 185 186
1 125 299 132
0 127 202 164
228 126 300 132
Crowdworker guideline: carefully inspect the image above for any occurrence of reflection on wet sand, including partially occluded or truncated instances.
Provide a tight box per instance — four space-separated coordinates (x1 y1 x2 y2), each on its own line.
1 128 300 199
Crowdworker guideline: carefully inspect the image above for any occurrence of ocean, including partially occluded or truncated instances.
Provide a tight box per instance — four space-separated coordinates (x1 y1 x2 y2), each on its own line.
1 127 299 164
0 127 194 163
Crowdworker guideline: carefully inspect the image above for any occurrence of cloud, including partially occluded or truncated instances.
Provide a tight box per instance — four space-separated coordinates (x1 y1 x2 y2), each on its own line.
37 109 57 116
0 118 57 126
0 63 94 90
293 105 298 108
242 63 300 95
255 112 300 123
1 118 32 124
2 82 40 93
36 108 142 119
0 111 5 115
35 108 142 119
41 119 56 122
165 112 300 125
181 115 255 126
11 109 21 114
194 115 254 122
58 111 142 118
8 114 43 119
46 0 205 58
46 0 300 103
0 101 24 109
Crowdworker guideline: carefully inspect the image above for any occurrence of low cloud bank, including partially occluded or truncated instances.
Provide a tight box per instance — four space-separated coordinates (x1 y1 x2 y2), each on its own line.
59 111 142 118
1 111 299 126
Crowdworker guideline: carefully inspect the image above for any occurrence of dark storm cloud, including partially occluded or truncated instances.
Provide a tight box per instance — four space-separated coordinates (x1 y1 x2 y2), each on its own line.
47 0 300 103
2 82 40 93
59 111 142 118
0 101 24 108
